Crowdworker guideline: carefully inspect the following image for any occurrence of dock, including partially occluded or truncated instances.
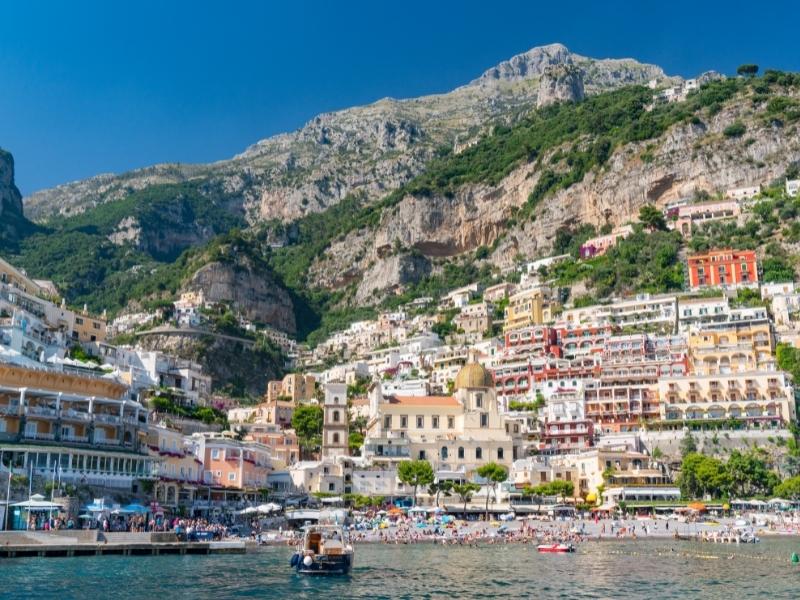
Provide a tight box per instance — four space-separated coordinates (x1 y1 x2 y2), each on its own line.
0 530 252 559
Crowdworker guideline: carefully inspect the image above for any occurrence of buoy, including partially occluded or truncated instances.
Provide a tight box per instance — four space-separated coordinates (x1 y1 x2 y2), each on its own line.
303 555 314 567
791 552 799 564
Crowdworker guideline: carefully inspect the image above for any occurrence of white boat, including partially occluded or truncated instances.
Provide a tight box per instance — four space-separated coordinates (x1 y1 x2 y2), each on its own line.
290 524 354 575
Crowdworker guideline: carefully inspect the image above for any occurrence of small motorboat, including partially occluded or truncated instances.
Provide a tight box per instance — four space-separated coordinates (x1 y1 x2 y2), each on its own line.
537 543 576 553
290 524 354 575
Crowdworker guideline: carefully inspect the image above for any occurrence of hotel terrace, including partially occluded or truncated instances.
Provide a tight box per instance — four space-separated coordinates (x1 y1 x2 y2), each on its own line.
0 361 153 490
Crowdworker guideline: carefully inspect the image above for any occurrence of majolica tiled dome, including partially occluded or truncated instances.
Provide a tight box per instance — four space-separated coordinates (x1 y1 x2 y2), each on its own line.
454 361 493 390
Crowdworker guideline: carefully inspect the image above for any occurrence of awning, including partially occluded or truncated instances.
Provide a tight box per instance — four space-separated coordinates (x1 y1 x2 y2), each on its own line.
591 503 615 512
11 499 63 511
687 502 706 511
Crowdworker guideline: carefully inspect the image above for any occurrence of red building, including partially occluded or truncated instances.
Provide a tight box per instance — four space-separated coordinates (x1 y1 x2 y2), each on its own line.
687 249 758 290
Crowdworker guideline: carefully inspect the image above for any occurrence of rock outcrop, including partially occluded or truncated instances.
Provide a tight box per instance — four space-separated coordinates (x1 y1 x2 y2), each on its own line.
354 253 431 304
137 332 281 396
537 64 585 108
184 260 296 334
0 148 33 248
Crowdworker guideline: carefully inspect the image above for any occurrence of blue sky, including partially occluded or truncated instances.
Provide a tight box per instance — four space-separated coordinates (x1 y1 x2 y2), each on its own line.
1 0 799 195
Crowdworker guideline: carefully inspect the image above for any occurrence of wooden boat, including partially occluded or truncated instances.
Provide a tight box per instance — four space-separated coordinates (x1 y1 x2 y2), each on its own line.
537 543 576 553
290 524 354 575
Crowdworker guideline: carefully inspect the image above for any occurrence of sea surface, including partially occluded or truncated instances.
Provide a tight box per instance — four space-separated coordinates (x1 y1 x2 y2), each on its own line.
2 538 799 599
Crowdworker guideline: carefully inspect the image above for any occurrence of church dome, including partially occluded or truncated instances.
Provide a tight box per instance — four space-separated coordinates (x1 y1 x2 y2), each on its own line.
454 361 493 390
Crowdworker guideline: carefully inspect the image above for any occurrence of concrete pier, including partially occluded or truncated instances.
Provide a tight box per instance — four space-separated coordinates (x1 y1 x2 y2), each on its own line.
0 531 251 559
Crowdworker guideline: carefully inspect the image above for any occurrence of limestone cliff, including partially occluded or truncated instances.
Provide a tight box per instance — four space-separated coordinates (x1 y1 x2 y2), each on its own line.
184 258 296 334
537 64 585 108
0 148 33 248
136 332 281 396
308 87 800 299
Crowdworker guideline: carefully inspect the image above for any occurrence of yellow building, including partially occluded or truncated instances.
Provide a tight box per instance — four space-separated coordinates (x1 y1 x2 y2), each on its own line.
148 424 202 508
71 308 107 344
658 371 795 427
266 373 315 403
503 288 557 332
0 257 50 298
688 323 774 375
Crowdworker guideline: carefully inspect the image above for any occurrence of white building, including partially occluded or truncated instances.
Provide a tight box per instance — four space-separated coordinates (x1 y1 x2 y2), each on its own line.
786 179 799 198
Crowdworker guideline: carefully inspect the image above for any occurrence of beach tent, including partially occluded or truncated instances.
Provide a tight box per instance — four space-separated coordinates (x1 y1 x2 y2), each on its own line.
256 503 282 513
11 495 63 511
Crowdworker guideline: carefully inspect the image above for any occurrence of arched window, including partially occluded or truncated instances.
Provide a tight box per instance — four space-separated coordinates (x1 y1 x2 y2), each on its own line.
333 433 340 444
441 447 448 460
497 447 504 460
475 447 483 460
458 447 465 459
333 410 340 422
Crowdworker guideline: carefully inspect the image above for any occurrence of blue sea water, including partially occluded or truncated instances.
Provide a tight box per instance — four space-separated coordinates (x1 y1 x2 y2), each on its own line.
1 539 799 599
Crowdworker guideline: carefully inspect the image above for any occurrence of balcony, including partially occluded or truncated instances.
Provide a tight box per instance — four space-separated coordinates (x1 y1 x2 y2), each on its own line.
0 404 19 415
62 434 89 443
62 410 92 422
94 413 120 425
27 406 58 419
23 431 55 441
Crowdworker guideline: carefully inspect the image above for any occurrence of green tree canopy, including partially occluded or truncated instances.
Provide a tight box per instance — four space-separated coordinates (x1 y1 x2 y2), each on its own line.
397 460 435 506
291 404 323 457
638 204 667 231
774 476 800 500
477 462 508 518
736 64 759 77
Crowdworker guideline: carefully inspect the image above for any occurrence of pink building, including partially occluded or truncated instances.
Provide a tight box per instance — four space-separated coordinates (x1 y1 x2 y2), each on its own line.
579 225 634 259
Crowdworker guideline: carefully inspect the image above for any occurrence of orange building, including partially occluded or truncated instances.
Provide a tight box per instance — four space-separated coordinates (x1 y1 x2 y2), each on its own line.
191 432 280 492
687 249 758 290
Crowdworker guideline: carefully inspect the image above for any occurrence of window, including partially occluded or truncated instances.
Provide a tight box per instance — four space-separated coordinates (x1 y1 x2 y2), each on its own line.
418 450 426 460
441 447 448 460
416 415 424 429
432 416 439 429
384 415 392 429
333 433 340 444
75 317 84 325
328 482 335 491
333 410 340 423
228 472 236 481
211 449 220 460
497 448 504 460
480 414 488 428
458 447 464 459
475 447 483 460
447 416 455 429
475 394 483 408
400 415 408 429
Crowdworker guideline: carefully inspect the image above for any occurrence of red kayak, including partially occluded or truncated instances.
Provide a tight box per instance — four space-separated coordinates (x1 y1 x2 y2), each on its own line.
537 543 576 553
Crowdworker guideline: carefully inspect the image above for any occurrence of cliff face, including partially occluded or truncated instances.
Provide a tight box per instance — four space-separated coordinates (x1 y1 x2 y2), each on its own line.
0 148 33 248
24 44 672 235
184 259 296 334
0 149 23 216
537 64 585 108
137 332 281 396
307 89 800 298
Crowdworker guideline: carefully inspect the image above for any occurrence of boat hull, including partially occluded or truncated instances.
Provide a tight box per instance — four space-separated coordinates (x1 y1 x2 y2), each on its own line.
292 552 353 575
537 544 575 553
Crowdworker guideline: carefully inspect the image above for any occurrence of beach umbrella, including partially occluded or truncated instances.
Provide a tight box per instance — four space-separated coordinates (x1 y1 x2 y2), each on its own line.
123 503 149 514
687 502 706 512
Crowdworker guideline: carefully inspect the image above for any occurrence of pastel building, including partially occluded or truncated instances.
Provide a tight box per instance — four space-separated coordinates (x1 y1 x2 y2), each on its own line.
686 249 758 290
0 361 153 491
579 225 634 259
364 359 514 478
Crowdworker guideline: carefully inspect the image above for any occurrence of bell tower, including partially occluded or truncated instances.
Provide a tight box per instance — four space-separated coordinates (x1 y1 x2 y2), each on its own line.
321 382 348 459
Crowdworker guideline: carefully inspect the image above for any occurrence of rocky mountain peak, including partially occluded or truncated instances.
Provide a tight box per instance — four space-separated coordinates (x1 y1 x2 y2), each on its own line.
471 43 574 86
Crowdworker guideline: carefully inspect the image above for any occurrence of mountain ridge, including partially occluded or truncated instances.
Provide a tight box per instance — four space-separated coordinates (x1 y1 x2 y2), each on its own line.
23 43 675 228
